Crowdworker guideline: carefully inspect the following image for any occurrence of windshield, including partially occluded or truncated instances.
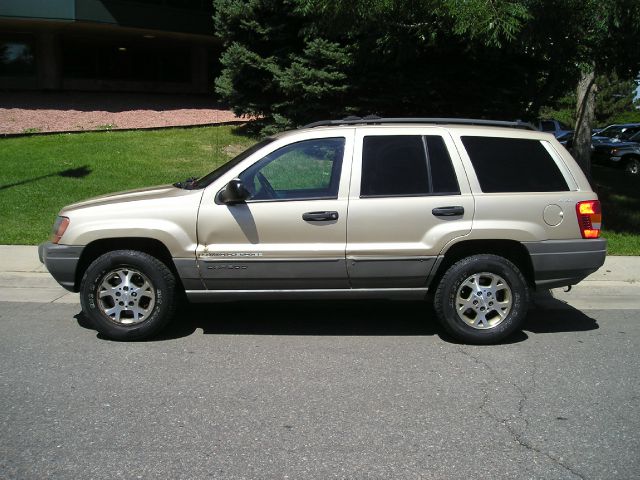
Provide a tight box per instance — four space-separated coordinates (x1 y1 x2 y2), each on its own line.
188 138 275 189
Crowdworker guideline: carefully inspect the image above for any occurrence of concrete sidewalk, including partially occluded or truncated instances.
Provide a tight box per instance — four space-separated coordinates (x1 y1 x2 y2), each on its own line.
0 245 639 309
0 246 79 304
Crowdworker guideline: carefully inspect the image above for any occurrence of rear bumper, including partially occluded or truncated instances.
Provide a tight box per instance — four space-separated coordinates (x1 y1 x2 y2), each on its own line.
523 239 607 289
38 242 84 292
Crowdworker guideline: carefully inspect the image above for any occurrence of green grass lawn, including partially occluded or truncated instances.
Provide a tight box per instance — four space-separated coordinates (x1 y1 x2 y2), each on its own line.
0 126 255 245
592 165 640 255
0 128 638 255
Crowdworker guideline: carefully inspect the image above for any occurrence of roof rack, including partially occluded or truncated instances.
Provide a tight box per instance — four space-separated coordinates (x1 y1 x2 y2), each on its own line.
302 116 537 131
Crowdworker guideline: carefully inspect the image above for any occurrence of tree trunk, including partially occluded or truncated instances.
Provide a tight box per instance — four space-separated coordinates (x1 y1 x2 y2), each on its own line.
573 70 596 180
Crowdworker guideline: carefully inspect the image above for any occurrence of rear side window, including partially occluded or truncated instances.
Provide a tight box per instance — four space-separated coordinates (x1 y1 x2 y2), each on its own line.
361 135 460 197
461 136 569 193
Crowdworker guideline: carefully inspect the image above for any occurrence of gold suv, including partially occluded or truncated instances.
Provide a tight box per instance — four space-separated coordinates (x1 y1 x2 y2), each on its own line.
40 118 606 343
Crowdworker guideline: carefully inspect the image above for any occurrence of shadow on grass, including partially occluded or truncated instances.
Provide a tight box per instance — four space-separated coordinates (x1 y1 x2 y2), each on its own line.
74 296 598 344
0 166 92 190
592 165 640 234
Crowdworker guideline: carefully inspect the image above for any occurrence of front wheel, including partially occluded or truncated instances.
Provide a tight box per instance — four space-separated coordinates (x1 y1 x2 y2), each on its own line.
625 157 639 175
80 250 177 340
434 254 530 344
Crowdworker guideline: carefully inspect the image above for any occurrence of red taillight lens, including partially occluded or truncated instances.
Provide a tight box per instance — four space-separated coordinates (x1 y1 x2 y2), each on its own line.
50 216 70 244
575 200 601 239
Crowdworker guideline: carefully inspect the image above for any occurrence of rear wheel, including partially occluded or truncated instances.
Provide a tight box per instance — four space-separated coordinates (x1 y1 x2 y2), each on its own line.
434 254 530 344
80 250 177 340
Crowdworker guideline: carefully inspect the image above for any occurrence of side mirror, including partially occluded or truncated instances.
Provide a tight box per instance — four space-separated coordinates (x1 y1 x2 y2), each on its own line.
219 178 250 204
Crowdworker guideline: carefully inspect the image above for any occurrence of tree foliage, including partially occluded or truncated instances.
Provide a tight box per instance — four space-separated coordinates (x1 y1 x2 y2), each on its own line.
594 72 639 125
541 72 639 127
214 0 352 132
213 0 640 135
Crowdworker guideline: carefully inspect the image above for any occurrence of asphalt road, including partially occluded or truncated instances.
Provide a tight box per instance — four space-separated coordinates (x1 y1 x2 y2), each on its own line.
1 299 638 480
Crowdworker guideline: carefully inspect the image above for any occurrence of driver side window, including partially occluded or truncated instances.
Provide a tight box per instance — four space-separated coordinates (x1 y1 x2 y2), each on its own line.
239 137 345 201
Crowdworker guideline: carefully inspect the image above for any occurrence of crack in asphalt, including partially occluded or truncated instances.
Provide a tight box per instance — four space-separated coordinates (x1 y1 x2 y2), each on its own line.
456 346 586 480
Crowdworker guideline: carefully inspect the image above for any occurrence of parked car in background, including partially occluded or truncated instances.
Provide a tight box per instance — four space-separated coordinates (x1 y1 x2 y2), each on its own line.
557 130 574 149
538 119 572 138
591 129 640 175
591 123 640 145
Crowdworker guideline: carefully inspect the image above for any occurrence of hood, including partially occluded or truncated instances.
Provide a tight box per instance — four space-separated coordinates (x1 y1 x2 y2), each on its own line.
62 184 191 211
593 139 639 150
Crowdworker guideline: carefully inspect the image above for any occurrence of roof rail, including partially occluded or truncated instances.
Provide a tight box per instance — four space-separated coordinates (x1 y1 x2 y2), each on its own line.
302 116 537 131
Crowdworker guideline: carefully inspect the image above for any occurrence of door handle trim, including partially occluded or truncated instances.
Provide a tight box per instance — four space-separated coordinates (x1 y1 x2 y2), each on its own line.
432 206 464 217
303 211 339 221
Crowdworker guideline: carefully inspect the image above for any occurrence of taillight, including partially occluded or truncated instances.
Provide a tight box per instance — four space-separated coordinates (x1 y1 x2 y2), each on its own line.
575 200 601 239
50 216 70 244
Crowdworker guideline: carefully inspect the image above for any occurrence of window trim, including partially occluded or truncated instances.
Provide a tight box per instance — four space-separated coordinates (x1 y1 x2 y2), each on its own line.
245 195 340 204
360 191 462 199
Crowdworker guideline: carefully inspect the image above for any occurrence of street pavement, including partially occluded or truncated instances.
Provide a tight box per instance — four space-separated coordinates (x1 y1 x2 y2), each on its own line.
1 246 639 479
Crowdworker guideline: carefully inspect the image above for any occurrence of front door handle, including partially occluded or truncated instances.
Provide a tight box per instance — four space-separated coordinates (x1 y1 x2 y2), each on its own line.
303 211 339 221
432 206 464 217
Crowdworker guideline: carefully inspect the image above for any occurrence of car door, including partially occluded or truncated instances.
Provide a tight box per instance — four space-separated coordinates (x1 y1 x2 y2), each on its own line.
346 126 474 288
196 130 354 290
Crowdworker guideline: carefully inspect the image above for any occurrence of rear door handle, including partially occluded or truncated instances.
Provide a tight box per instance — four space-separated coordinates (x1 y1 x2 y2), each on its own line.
432 206 464 217
303 211 339 221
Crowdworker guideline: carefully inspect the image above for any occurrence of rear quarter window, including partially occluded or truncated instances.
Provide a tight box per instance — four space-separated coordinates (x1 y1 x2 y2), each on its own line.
461 136 569 193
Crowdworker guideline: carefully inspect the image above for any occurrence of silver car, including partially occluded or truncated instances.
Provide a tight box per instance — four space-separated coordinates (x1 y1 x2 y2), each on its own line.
40 118 606 343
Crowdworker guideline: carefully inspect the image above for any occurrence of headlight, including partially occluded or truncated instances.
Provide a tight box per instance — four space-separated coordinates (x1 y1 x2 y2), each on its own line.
51 216 70 244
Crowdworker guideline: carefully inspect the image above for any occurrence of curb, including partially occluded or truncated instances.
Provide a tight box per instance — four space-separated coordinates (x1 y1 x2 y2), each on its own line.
0 120 248 138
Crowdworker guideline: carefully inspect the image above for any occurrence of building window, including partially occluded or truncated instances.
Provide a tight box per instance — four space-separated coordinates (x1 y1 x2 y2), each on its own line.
0 38 35 77
61 36 191 83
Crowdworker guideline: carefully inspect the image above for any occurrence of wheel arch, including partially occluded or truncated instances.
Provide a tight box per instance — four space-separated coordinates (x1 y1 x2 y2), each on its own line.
75 238 179 292
622 153 640 172
430 239 535 291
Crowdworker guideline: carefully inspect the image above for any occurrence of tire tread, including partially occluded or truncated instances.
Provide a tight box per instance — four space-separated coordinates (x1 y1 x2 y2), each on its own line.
80 250 177 341
433 254 529 344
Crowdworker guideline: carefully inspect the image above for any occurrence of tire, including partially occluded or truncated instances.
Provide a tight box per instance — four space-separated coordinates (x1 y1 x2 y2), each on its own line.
434 254 530 344
625 157 639 175
80 250 177 341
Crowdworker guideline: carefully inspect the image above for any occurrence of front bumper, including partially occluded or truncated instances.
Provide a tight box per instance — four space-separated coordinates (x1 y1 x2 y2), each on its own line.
38 242 84 292
523 239 607 289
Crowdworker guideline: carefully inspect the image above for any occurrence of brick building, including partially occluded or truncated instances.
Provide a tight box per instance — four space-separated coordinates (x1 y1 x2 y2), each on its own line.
0 0 219 94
